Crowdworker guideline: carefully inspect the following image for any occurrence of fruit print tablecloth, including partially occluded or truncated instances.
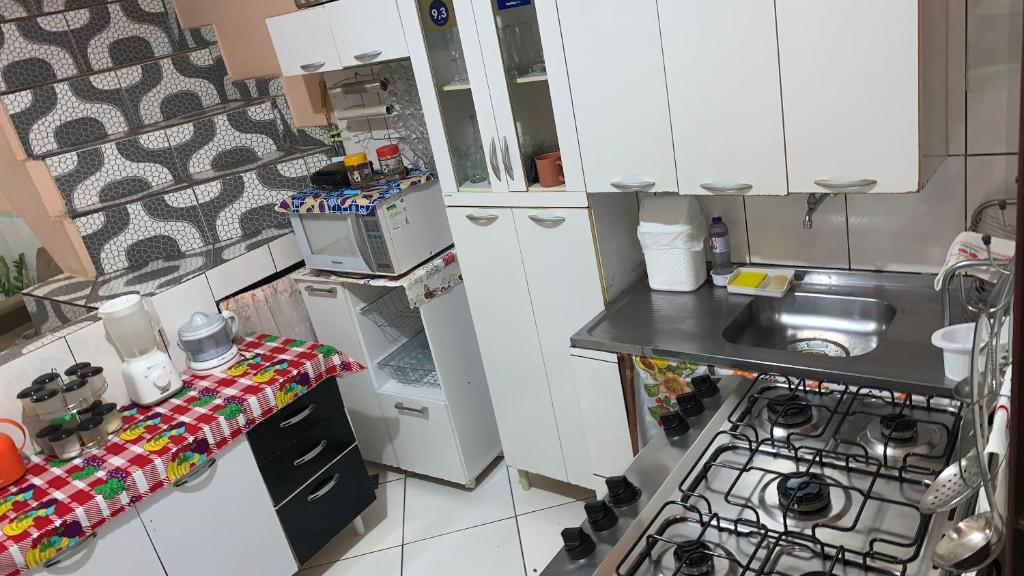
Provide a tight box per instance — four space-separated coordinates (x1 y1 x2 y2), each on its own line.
0 334 365 576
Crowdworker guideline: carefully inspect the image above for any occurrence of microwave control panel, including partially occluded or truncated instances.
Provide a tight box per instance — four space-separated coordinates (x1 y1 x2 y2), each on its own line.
363 218 394 272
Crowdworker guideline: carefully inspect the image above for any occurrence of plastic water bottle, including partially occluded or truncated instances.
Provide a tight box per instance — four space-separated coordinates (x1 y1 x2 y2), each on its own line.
709 216 732 272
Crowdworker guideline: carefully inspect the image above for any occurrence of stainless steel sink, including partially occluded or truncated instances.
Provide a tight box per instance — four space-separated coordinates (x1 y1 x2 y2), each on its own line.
722 292 897 357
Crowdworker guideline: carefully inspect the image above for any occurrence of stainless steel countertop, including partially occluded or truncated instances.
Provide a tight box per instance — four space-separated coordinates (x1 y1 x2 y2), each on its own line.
572 268 956 396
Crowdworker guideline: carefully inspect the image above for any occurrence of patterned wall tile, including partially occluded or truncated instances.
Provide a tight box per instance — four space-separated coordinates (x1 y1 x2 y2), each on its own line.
117 47 225 125
273 96 330 149
0 0 38 21
181 24 216 50
65 0 173 72
39 0 109 12
194 158 307 243
75 189 211 274
0 13 80 92
2 69 131 156
24 294 93 335
165 101 284 174
45 130 178 213
302 151 334 174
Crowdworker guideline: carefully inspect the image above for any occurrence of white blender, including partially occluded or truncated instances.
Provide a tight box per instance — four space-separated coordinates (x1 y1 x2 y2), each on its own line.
98 294 183 406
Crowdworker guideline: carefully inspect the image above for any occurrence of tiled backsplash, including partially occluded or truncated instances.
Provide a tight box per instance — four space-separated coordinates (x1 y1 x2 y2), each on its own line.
696 0 1020 274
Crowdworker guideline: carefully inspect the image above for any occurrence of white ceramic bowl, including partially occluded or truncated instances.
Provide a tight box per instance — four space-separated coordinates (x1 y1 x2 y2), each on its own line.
931 323 974 381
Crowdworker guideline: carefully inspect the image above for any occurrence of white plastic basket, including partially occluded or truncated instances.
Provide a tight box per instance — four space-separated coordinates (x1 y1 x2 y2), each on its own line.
638 222 707 292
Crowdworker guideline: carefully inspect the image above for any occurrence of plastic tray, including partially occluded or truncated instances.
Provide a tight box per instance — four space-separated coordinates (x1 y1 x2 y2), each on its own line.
726 267 794 298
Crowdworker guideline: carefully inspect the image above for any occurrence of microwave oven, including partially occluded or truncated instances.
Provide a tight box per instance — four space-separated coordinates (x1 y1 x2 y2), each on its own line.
289 180 453 276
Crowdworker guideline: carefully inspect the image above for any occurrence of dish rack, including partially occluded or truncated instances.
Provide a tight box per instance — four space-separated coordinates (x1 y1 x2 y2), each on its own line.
360 288 423 332
377 331 440 389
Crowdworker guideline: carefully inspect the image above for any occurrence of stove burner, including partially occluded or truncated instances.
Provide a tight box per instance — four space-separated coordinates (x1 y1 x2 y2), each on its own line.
671 540 714 576
776 472 832 514
879 413 918 442
766 393 814 427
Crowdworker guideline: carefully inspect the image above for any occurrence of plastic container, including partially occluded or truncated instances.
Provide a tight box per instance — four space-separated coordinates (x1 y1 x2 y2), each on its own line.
34 424 63 456
32 372 61 391
93 403 122 435
17 385 43 417
48 428 80 459
637 195 708 292
726 267 794 298
343 153 374 189
64 362 90 378
931 323 975 381
60 378 92 410
376 144 406 178
98 295 160 359
709 216 733 274
30 389 65 420
76 366 107 398
76 417 107 450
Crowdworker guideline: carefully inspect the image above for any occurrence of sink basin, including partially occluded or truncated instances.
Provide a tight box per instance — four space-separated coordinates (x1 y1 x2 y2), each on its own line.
722 292 897 357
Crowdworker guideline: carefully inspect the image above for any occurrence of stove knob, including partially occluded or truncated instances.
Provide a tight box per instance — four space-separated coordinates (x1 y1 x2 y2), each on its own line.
691 375 720 398
659 411 690 438
584 500 618 532
561 527 596 560
605 475 641 507
676 391 704 417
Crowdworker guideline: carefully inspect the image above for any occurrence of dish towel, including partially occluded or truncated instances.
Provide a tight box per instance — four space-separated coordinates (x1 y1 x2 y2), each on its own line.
933 231 1015 290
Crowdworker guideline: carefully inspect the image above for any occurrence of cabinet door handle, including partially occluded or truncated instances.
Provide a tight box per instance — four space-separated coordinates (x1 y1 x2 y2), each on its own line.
699 182 753 193
293 440 328 466
610 179 655 192
280 404 316 428
300 61 326 72
465 213 498 224
489 138 502 181
307 473 340 502
173 457 217 487
395 402 427 416
353 50 383 62
528 214 566 225
813 178 877 191
501 136 514 180
304 285 337 297
43 532 97 568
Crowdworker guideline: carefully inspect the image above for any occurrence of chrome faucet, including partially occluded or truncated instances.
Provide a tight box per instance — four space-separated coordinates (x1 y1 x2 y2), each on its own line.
803 193 834 229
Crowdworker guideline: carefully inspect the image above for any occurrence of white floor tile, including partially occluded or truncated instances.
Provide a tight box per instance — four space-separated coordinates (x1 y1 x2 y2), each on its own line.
403 519 525 576
516 501 587 574
297 547 402 576
304 478 405 566
404 460 515 543
365 460 406 484
507 466 594 515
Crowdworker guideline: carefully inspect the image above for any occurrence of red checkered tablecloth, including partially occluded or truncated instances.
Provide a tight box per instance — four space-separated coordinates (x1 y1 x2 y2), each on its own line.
0 334 364 575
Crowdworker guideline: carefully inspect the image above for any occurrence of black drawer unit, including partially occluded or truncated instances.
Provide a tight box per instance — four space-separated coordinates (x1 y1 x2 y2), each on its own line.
277 445 375 565
259 420 355 505
248 377 352 461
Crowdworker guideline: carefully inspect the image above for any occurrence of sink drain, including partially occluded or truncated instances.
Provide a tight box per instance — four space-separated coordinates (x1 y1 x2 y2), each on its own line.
785 338 850 358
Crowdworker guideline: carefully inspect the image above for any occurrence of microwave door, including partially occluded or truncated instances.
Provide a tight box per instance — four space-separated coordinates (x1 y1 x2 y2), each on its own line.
302 215 374 273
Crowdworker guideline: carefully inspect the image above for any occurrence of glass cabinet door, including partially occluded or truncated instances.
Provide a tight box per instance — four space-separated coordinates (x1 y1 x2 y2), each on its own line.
413 0 508 192
464 0 579 192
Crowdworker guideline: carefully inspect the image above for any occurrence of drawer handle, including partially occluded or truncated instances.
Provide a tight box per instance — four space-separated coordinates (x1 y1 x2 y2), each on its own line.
395 402 427 416
501 136 514 180
43 532 97 568
304 285 338 297
699 182 753 193
307 473 340 502
173 457 217 487
527 214 565 225
465 213 498 224
294 440 328 466
813 178 877 191
610 179 655 192
280 404 316 428
354 50 383 61
300 61 326 72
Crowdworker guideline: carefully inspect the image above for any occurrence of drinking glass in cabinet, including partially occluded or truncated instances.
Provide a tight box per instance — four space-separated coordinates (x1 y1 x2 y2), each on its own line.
501 22 544 79
445 27 468 84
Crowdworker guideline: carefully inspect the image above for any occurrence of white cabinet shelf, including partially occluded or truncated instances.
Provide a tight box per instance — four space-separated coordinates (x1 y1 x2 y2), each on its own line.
378 331 440 389
514 72 548 85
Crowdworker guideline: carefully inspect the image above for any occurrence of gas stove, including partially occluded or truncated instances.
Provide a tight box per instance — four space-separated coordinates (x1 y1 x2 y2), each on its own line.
543 374 965 576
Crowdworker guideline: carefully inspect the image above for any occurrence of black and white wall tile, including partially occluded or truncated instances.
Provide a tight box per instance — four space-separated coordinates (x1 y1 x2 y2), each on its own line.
165 101 284 174
273 95 330 149
117 46 226 125
21 272 94 304
45 130 177 213
65 0 174 71
23 294 93 335
0 0 36 21
2 69 132 155
0 13 79 91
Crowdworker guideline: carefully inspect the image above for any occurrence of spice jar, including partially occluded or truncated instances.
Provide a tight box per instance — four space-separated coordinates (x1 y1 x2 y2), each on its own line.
343 152 374 189
64 362 90 378
30 389 65 420
32 372 61 391
376 144 406 178
17 385 43 417
76 417 107 450
93 403 122 435
34 424 62 456
48 428 80 459
76 366 106 398
60 378 93 411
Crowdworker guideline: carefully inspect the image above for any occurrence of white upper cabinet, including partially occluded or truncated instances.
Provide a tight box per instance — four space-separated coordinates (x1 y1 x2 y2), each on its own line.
557 0 677 193
267 8 342 76
326 0 409 67
660 0 788 196
776 0 948 193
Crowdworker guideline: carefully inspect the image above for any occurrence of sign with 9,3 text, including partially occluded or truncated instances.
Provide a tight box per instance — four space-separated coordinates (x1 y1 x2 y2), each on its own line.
420 0 456 28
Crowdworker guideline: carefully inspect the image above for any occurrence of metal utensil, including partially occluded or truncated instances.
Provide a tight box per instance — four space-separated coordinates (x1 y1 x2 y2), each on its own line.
933 463 1007 573
919 448 985 514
